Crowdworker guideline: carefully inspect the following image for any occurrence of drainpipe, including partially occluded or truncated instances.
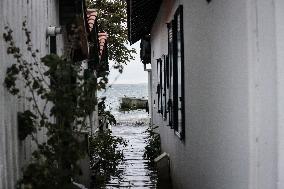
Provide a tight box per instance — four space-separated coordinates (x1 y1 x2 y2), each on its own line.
144 63 153 126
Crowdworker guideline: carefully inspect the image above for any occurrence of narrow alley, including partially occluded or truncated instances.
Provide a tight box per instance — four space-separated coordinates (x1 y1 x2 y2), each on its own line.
98 84 158 189
105 124 157 188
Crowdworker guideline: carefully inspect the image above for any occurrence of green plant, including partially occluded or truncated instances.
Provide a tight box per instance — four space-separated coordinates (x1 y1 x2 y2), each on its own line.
87 0 136 73
3 22 96 188
89 129 127 188
98 97 116 127
143 126 161 165
17 110 37 141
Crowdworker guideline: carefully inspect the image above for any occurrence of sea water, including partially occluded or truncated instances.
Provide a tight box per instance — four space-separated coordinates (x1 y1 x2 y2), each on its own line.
98 84 149 125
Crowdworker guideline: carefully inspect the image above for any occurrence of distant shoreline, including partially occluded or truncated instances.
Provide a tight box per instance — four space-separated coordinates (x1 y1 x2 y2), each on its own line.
109 83 147 85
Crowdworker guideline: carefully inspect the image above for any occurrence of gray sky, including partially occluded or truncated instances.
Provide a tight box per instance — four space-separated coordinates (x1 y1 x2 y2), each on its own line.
108 41 148 84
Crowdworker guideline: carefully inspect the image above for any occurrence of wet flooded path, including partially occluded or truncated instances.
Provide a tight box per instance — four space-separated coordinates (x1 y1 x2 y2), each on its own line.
105 124 157 188
98 84 157 188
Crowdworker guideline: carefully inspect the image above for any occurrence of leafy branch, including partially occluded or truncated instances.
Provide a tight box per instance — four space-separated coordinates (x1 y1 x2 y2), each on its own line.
89 129 126 188
3 23 97 188
87 0 136 73
143 126 161 165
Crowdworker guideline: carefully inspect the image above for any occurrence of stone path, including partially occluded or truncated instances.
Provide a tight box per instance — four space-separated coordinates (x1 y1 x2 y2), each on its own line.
105 124 157 188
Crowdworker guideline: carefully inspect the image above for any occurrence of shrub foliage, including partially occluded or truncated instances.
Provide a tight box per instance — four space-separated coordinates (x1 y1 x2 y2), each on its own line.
143 126 161 165
3 23 96 188
89 130 126 188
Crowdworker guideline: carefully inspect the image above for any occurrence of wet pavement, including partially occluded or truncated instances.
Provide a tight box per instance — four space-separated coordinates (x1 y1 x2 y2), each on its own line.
105 124 158 188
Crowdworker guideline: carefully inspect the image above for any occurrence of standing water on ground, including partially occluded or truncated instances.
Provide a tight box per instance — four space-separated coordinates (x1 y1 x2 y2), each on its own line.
98 84 157 188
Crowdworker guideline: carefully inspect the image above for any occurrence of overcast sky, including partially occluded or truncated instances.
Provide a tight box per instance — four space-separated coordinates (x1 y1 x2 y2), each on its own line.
108 41 148 84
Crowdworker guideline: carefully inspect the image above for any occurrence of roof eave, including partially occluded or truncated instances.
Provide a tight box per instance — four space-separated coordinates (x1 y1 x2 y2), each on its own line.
127 0 162 45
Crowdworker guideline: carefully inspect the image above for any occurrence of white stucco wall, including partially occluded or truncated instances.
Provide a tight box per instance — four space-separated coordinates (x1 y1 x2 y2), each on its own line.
0 1 63 188
150 0 283 188
275 0 284 188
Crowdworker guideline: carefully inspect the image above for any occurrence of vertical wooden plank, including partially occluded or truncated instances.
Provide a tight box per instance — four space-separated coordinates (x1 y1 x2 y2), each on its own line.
13 0 20 183
0 0 66 187
0 0 7 187
4 3 14 186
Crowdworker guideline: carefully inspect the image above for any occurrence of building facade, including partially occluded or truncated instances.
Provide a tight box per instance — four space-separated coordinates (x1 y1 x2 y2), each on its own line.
0 0 106 188
0 1 64 188
128 0 284 189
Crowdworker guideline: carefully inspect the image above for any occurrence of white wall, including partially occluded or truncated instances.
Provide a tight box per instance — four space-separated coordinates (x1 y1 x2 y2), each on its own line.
150 0 283 188
275 0 284 188
0 1 63 188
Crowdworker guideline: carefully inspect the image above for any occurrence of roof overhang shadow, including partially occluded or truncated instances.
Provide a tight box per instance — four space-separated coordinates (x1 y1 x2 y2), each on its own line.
127 0 162 44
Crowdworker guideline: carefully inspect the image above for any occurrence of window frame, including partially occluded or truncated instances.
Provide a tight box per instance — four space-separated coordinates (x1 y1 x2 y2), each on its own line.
163 54 168 120
167 5 185 139
156 58 163 114
159 58 164 116
167 22 174 128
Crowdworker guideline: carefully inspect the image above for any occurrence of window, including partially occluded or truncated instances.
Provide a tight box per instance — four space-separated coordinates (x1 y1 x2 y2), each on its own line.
156 58 162 114
159 58 164 116
163 54 168 120
167 5 185 139
167 21 174 128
